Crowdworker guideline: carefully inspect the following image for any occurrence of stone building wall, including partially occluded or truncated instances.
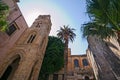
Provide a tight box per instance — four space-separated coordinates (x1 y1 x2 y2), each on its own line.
0 0 28 65
48 48 95 80
0 0 52 80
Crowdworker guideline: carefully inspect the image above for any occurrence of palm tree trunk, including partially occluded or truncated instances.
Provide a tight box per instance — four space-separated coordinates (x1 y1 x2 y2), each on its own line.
64 39 68 80
117 31 120 46
87 36 119 80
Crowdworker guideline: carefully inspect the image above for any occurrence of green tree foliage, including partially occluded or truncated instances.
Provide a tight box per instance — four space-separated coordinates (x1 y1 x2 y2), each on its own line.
81 0 120 45
57 25 76 80
0 1 9 31
81 22 115 39
39 36 64 80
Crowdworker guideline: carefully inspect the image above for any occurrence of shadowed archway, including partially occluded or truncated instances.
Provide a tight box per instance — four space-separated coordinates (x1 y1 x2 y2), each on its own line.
85 76 90 80
0 55 20 80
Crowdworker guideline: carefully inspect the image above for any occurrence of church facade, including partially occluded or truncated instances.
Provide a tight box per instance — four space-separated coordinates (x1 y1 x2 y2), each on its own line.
0 0 51 80
48 48 95 80
0 0 113 80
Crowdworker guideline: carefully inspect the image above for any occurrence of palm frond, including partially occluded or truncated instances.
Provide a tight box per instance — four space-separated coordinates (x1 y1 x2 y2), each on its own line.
81 22 116 39
86 0 120 30
57 25 76 43
83 0 120 41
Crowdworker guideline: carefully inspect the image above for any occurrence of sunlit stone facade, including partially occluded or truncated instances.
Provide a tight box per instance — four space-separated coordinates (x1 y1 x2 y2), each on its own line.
0 0 51 80
49 48 95 80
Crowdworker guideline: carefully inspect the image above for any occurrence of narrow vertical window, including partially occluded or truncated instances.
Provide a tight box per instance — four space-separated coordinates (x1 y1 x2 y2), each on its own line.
82 59 89 66
36 23 40 27
74 59 79 67
36 22 42 27
62 74 64 80
27 34 36 43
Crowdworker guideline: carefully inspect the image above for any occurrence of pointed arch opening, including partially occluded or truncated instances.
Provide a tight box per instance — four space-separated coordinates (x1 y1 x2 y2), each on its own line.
85 76 90 80
74 59 79 67
82 59 89 66
0 55 21 80
27 31 37 44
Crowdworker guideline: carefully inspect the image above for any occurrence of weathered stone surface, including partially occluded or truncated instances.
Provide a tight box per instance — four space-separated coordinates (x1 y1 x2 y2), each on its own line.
0 0 28 65
0 0 52 80
49 48 95 80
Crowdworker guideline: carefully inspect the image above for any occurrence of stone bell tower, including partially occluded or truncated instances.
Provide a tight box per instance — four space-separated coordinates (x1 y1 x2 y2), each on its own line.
0 0 52 80
0 15 51 80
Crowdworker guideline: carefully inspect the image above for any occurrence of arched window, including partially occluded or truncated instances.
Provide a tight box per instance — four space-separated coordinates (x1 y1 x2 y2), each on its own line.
27 34 36 43
82 59 89 66
74 59 79 67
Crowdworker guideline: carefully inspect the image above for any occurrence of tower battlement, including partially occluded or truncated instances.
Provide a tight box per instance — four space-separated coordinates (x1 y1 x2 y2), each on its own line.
31 15 52 28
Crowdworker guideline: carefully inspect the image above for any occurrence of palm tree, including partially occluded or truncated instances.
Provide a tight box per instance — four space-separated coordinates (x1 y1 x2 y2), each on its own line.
81 1 120 79
82 0 120 45
57 25 76 80
0 1 9 31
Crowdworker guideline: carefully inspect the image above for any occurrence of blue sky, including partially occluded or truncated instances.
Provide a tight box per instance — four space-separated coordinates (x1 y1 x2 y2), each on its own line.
18 0 90 55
